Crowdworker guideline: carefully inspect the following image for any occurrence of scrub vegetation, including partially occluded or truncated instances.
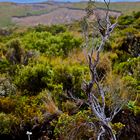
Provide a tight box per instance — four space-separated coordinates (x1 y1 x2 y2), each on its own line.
0 1 140 140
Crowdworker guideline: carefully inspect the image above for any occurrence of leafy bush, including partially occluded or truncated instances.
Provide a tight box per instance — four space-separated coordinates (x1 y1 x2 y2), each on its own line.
0 97 16 113
111 122 125 135
0 78 16 97
22 31 82 56
118 11 140 27
114 57 140 95
14 96 44 123
6 39 25 64
127 101 140 116
118 15 134 25
133 11 140 19
114 57 140 77
53 64 88 99
33 24 66 35
14 63 54 95
0 58 10 73
0 113 18 135
53 110 96 140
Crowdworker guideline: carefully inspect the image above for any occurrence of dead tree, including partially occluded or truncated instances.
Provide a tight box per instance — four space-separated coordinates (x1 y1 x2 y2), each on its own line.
81 0 127 140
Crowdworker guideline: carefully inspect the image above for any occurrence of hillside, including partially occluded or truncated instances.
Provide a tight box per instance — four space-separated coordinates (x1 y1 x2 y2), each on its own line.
70 2 140 13
0 1 140 28
0 2 58 27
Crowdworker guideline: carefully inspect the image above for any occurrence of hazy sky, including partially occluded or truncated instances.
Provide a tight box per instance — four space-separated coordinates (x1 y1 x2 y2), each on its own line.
0 0 140 3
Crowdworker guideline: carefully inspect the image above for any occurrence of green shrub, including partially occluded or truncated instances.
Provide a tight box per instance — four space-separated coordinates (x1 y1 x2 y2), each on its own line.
0 113 18 135
114 57 140 95
0 58 10 73
118 15 134 25
0 97 16 113
127 101 140 116
133 11 140 19
14 63 54 95
34 24 66 35
111 122 125 135
53 64 88 99
22 31 82 56
6 39 25 64
53 110 96 140
15 96 44 123
0 78 16 97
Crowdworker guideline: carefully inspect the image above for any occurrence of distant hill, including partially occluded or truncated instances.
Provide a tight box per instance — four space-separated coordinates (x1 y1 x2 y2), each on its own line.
0 1 140 28
109 0 140 2
0 0 140 3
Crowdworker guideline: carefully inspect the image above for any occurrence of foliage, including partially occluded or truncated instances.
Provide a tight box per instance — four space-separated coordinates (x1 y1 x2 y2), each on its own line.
14 63 53 95
118 11 140 26
0 113 18 135
31 24 67 34
53 63 88 99
53 110 96 140
6 39 25 64
111 31 140 59
127 101 140 116
111 122 125 135
0 58 10 74
108 11 140 63
114 57 140 95
0 78 16 97
0 10 139 139
22 31 82 56
0 43 10 73
14 95 44 123
0 97 16 113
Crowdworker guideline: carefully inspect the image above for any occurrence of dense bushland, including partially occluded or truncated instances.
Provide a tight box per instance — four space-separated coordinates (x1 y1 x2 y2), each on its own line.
0 11 140 140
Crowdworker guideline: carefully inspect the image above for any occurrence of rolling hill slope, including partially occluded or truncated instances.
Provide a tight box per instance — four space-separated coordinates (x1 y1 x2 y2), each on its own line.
0 1 140 28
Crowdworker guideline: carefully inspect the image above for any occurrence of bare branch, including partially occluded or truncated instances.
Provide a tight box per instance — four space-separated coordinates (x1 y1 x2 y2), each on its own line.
80 0 126 140
97 126 105 140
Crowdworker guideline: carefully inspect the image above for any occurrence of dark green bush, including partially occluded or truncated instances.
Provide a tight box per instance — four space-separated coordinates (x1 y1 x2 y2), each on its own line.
34 24 66 35
0 58 10 73
53 64 88 99
118 15 134 25
0 113 19 135
6 39 25 64
14 63 54 95
114 57 140 94
22 31 82 56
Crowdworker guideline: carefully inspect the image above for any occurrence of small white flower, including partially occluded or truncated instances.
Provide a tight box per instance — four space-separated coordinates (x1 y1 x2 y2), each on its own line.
26 131 32 135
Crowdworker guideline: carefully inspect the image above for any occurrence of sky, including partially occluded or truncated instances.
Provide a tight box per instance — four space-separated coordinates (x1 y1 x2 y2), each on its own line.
0 0 140 3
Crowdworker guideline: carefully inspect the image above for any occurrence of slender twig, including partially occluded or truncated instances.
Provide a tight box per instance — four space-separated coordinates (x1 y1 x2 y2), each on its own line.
81 1 125 140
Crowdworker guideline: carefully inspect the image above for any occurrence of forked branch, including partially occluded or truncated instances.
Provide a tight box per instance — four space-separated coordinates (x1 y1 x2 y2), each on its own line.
81 0 125 140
